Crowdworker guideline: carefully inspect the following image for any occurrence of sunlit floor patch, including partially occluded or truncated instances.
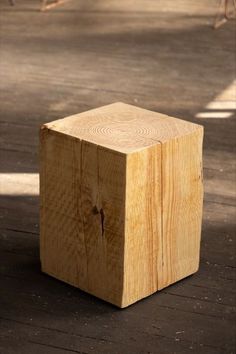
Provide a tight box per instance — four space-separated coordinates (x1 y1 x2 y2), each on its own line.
0 173 39 196
195 80 236 119
195 111 233 119
206 100 236 110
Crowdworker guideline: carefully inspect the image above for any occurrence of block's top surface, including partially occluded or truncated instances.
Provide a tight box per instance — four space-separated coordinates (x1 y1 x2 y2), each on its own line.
44 102 203 154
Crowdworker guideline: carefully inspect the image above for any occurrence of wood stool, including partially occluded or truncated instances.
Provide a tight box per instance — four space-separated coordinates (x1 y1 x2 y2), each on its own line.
40 102 204 308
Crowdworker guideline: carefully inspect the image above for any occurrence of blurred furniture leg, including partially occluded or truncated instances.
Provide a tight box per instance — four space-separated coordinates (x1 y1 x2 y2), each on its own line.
41 0 71 11
9 0 15 5
214 0 236 28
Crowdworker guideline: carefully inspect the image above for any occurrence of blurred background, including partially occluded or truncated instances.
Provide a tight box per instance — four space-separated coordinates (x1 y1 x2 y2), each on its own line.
0 1 235 353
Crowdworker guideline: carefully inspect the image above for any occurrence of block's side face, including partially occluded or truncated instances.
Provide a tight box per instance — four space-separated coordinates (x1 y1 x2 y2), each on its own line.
159 128 204 289
40 128 126 307
122 144 162 307
40 128 83 287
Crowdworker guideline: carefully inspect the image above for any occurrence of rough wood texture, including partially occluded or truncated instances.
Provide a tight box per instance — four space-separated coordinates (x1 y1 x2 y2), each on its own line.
40 127 126 307
40 102 203 307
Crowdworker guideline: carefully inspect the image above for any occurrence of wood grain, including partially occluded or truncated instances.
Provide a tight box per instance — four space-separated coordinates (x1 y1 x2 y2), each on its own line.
123 144 162 306
40 103 203 307
44 102 201 154
160 130 204 289
40 127 126 306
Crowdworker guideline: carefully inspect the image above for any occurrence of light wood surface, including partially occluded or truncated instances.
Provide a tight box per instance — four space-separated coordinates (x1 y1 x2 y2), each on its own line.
40 103 203 307
44 102 202 153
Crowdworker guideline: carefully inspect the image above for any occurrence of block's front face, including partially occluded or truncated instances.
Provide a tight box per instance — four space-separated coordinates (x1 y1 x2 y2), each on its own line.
40 128 126 307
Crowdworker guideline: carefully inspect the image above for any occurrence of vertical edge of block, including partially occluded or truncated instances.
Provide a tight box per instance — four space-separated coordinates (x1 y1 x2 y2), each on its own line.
158 126 204 289
39 125 52 274
121 144 163 308
39 125 46 270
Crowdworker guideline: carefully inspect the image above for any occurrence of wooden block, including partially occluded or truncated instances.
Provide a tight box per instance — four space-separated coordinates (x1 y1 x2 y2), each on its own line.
40 102 203 308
